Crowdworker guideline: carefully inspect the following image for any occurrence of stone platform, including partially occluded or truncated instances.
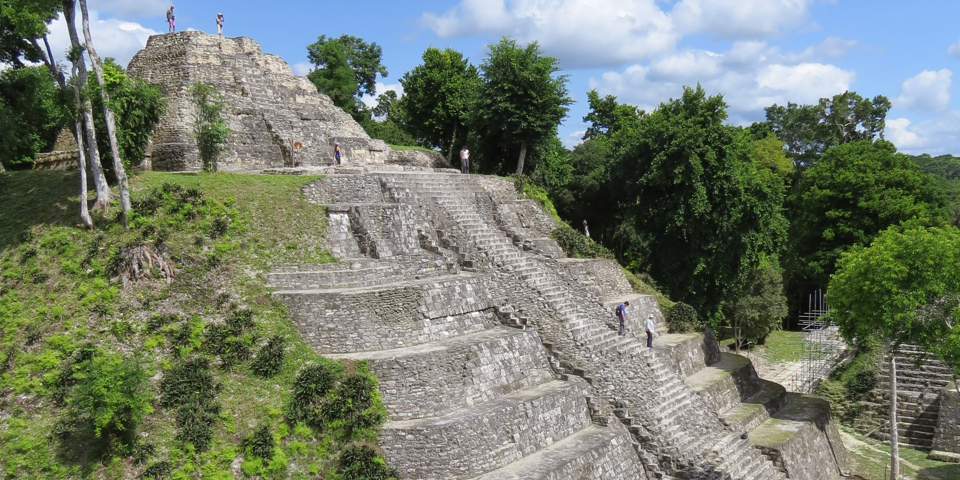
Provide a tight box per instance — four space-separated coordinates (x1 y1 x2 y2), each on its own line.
270 171 849 479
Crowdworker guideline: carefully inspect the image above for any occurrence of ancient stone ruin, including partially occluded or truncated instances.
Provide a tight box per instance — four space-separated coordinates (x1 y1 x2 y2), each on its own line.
126 32 445 172
269 172 850 479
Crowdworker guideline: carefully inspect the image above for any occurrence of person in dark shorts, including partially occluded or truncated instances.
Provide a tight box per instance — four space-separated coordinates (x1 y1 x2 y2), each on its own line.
216 13 224 35
615 301 629 336
166 5 175 33
334 142 342 165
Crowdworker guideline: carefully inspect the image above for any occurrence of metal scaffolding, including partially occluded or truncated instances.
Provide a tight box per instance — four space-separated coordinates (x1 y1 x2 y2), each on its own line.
787 290 845 393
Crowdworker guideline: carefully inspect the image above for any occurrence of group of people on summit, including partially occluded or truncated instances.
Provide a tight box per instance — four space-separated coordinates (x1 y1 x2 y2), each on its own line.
165 5 224 36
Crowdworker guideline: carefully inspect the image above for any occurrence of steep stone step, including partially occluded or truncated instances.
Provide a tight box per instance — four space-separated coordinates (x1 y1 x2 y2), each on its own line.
653 332 721 378
748 394 847 480
685 353 763 414
720 380 788 432
468 425 645 480
380 380 594 480
266 264 397 290
274 274 498 354
329 328 556 420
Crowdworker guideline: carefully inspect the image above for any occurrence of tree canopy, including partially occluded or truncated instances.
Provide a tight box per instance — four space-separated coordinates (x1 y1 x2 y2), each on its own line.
785 140 949 296
306 34 387 118
471 37 571 175
0 64 65 169
0 0 60 67
400 47 479 160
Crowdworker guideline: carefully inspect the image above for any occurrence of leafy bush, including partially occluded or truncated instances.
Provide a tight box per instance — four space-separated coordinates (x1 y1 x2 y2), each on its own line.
336 444 398 480
286 361 342 426
251 335 286 378
143 460 172 480
159 357 220 451
514 175 561 222
666 302 700 333
323 370 386 441
243 424 276 460
56 349 151 456
190 82 231 172
549 224 614 259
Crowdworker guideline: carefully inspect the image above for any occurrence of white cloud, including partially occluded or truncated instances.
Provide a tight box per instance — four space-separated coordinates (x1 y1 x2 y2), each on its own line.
291 62 311 76
46 11 160 70
784 36 857 63
670 0 815 40
563 130 585 149
886 112 960 155
360 82 404 109
89 0 169 18
589 44 854 116
896 69 952 111
949 37 960 59
421 0 679 68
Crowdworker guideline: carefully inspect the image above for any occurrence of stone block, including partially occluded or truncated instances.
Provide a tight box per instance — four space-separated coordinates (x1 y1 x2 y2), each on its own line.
933 382 960 454
749 394 847 480
685 353 763 414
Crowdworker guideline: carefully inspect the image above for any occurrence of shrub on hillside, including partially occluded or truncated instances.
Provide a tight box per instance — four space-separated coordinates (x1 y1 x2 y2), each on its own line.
550 224 614 259
243 424 276 460
666 302 700 333
159 357 221 451
251 335 286 378
337 444 398 480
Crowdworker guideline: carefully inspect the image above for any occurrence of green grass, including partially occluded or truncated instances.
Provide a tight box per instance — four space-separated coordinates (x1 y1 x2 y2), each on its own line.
761 330 805 363
0 170 387 479
840 426 960 480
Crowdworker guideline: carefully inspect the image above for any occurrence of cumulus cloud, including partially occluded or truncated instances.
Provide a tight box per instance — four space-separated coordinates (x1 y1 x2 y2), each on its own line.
949 37 960 59
291 62 312 76
670 0 815 40
421 0 822 68
886 112 960 155
89 0 169 18
784 37 857 63
896 69 952 111
589 44 854 116
46 11 160 69
421 0 678 68
563 130 585 149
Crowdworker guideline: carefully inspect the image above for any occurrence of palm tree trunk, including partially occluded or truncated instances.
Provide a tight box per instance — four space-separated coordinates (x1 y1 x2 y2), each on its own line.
515 142 528 176
889 340 900 480
63 0 111 210
79 0 130 227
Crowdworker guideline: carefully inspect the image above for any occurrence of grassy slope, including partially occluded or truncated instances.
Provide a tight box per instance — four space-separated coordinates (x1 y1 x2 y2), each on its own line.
0 171 386 479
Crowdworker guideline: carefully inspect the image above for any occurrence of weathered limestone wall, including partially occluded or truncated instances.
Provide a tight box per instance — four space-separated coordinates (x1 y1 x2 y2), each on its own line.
932 382 960 459
274 275 498 353
752 395 849 480
875 344 955 450
127 32 446 171
558 258 632 298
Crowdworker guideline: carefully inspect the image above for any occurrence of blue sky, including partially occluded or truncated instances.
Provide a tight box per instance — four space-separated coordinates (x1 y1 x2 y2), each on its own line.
39 0 960 155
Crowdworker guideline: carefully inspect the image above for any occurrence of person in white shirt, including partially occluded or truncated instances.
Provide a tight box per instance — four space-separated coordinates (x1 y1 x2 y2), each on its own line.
645 314 656 348
459 146 470 174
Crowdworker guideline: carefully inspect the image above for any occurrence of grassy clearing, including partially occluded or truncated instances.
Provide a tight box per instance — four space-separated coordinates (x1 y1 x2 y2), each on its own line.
0 170 390 479
718 329 804 364
840 427 960 480
387 144 436 153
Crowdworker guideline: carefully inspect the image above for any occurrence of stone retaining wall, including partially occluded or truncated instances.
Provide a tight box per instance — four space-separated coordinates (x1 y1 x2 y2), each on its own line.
933 382 960 456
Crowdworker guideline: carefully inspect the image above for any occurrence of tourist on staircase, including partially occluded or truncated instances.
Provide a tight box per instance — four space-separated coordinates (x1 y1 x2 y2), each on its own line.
460 145 470 174
616 301 629 336
334 142 342 165
645 314 656 347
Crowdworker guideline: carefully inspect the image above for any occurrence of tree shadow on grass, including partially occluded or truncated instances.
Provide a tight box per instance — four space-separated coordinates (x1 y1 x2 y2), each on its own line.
0 171 91 251
918 463 960 480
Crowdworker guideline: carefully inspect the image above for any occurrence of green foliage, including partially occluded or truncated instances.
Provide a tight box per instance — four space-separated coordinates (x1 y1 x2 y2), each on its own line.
251 335 287 378
88 58 165 170
765 90 891 167
159 357 221 451
666 302 700 333
0 0 60 67
336 444 398 480
243 424 276 460
189 82 231 172
549 224 613 259
307 34 387 119
400 46 481 158
908 153 960 227
286 360 342 426
471 37 572 175
786 140 949 296
285 361 385 442
55 348 151 458
360 90 418 146
723 264 788 349
143 460 172 479
0 64 67 169
514 174 561 222
582 89 643 142
616 85 788 322
828 225 960 374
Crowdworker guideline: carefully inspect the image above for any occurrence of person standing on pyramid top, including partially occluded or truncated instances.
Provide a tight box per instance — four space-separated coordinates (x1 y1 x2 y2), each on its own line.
216 12 224 36
460 146 470 174
166 5 175 33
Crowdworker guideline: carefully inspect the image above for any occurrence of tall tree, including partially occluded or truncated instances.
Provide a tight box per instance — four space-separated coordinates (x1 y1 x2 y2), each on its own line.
79 0 130 227
0 0 59 67
785 140 949 299
765 91 891 168
581 89 643 142
471 37 572 175
62 0 110 210
829 225 960 480
306 34 386 118
0 65 64 169
616 85 788 321
400 47 479 161
360 90 417 147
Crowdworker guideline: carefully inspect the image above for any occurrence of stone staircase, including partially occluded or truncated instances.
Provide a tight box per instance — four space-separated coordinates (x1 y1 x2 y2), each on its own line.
271 171 848 480
875 344 955 450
